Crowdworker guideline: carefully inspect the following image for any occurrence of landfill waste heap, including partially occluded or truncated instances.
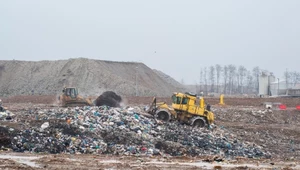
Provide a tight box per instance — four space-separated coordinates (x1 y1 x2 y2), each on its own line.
1 106 270 158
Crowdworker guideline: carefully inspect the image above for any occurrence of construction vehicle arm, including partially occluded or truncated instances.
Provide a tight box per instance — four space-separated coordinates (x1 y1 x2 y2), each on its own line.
206 111 214 125
146 97 159 115
145 97 167 115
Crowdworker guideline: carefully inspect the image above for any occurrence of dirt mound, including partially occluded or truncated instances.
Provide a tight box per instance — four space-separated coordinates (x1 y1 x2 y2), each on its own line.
0 58 186 97
94 91 122 107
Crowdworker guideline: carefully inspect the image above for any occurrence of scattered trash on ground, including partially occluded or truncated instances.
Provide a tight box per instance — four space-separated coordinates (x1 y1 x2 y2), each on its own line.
0 106 268 158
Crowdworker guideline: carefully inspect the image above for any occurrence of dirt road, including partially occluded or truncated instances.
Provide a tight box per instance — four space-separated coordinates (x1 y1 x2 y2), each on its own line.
0 153 299 170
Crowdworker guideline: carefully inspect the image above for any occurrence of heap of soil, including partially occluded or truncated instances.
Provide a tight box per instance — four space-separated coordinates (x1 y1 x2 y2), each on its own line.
94 91 122 107
0 58 186 97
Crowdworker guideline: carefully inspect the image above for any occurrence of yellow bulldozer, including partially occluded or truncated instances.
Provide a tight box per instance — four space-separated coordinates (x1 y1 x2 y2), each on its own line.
59 87 93 107
146 92 214 128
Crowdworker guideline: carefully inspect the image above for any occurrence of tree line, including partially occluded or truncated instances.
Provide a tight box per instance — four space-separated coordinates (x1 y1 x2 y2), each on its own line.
192 65 300 95
284 70 300 88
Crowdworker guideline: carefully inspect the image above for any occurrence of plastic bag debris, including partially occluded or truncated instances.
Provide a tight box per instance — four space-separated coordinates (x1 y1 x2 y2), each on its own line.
1 105 268 158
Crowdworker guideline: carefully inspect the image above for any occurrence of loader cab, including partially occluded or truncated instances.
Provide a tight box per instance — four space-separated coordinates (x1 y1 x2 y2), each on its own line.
171 93 192 111
63 87 78 98
172 94 182 105
172 94 182 111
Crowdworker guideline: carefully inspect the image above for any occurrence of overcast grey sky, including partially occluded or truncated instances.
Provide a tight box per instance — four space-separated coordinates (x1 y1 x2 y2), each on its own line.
0 0 299 84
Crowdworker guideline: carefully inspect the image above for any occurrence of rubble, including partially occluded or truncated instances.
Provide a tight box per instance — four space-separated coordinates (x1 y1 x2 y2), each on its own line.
1 106 268 158
0 126 11 148
0 107 14 120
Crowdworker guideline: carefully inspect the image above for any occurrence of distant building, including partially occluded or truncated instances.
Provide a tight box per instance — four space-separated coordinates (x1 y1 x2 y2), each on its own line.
259 71 300 97
259 72 275 96
270 81 300 97
270 80 290 96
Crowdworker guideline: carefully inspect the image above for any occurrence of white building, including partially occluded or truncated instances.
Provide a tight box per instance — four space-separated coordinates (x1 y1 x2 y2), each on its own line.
270 80 289 96
270 81 300 96
259 72 275 96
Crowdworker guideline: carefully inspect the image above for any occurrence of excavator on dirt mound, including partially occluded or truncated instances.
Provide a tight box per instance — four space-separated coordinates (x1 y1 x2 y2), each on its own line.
146 92 214 128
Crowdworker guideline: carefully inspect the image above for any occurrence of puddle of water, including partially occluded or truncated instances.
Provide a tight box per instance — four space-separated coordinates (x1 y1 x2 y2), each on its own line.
147 160 282 169
100 160 120 163
0 154 40 168
17 159 39 167
184 161 299 169
188 162 269 169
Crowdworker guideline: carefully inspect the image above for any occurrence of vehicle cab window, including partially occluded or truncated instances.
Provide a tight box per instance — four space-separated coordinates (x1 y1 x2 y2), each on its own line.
66 89 71 96
70 88 77 98
182 97 188 104
176 97 182 104
172 95 183 104
172 95 177 104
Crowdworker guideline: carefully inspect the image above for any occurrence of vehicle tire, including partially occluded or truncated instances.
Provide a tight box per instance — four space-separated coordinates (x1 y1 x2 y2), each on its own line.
192 117 206 128
156 111 170 121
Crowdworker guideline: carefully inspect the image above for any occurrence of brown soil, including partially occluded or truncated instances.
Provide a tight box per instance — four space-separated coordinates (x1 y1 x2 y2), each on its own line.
2 95 300 107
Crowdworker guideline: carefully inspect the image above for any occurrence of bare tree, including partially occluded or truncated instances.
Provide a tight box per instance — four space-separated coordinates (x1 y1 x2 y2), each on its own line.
195 64 299 95
252 66 260 94
238 66 247 93
284 69 291 88
223 66 228 94
215 64 222 93
246 71 253 94
199 68 203 93
290 71 300 87
228 65 236 95
236 72 240 93
296 72 300 86
195 81 199 94
204 67 208 95
209 66 215 92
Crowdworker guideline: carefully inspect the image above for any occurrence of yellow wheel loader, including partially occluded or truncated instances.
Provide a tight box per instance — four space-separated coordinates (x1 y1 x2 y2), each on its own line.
146 92 214 128
59 87 93 107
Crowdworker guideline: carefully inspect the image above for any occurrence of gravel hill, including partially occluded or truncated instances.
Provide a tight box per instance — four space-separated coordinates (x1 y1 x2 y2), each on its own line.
0 58 186 97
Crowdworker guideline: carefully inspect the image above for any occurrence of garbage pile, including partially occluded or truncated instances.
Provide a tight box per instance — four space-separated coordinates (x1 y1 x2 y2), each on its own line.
3 106 269 158
0 107 14 120
0 126 11 148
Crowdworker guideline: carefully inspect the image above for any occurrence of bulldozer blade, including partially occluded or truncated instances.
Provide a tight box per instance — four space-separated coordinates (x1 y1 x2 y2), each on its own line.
63 101 92 107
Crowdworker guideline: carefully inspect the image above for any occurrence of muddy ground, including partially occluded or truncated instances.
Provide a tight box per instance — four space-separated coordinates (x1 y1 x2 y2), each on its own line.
1 95 300 169
0 153 299 170
2 95 300 107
